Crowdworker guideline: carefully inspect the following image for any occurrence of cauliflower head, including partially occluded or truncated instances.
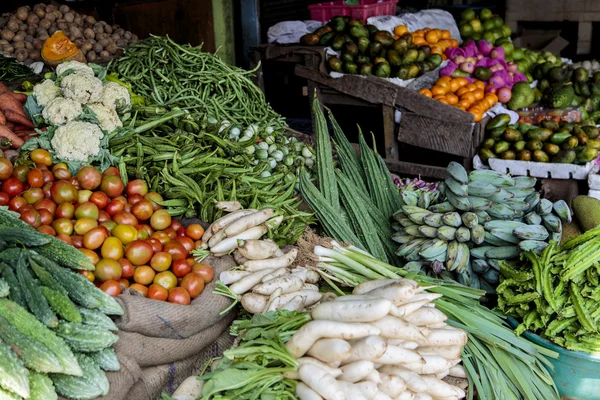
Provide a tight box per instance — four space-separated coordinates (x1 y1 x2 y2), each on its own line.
61 73 103 105
56 61 95 78
51 121 104 162
42 97 83 125
33 79 61 107
101 82 131 112
87 103 123 133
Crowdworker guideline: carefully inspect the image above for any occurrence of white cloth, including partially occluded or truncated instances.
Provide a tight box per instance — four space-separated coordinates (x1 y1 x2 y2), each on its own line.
367 10 462 43
267 20 324 44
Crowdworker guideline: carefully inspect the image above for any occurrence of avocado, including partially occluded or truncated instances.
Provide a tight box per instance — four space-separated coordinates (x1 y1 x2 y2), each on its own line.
331 34 348 51
501 150 516 160
573 67 589 83
343 61 358 74
300 33 320 46
540 120 559 130
588 139 600 149
328 57 343 73
527 140 543 151
543 143 560 155
482 138 496 149
369 42 383 57
374 32 394 47
507 82 536 110
532 150 549 162
479 148 496 162
514 140 527 151
374 62 391 78
503 128 522 142
576 147 598 163
487 114 511 130
552 149 576 163
349 25 369 39
395 66 410 79
517 150 532 161
489 127 506 139
562 136 579 149
573 127 589 145
549 132 572 144
392 39 409 53
407 63 420 78
544 84 575 109
359 63 372 75
473 67 492 81
494 141 510 154
402 49 419 64
344 42 358 56
328 16 346 32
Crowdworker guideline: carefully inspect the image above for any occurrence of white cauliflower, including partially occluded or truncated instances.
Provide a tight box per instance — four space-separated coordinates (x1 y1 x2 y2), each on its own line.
42 97 83 125
101 82 131 112
56 61 95 78
61 73 103 104
51 121 104 162
87 103 122 133
33 79 61 107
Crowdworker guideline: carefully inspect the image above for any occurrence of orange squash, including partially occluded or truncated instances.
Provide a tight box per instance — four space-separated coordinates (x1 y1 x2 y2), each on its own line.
41 31 85 66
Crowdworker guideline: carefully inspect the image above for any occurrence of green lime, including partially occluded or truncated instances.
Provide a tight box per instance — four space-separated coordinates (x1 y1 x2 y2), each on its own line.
460 23 474 38
471 32 482 41
501 24 512 37
469 18 482 32
493 16 504 28
492 28 504 40
480 8 493 20
483 31 496 44
512 48 524 60
483 19 496 31
461 8 476 22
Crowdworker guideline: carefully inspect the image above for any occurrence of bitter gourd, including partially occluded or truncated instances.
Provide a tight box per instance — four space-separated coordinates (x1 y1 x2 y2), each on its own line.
0 387 22 400
0 277 8 298
28 371 57 400
29 259 69 296
0 264 26 308
0 227 51 247
90 347 120 372
50 353 108 399
54 322 118 353
15 255 58 328
78 307 118 331
40 287 82 323
0 338 29 398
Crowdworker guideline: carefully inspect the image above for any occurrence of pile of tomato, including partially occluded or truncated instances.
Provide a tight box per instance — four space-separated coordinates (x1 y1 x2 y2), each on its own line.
0 149 213 305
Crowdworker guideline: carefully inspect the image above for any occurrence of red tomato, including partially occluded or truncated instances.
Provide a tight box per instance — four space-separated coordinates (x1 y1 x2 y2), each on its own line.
105 199 124 216
41 170 54 185
55 202 75 219
151 231 171 245
77 189 93 204
180 273 204 299
50 180 77 204
8 196 26 211
56 233 72 245
150 209 171 231
176 227 186 237
30 149 52 166
98 225 111 238
154 271 177 290
35 163 48 170
119 279 130 288
194 240 203 250
112 224 138 245
89 191 109 210
146 237 163 253
119 258 135 279
71 235 84 248
22 188 44 205
53 168 71 180
129 283 148 297
76 166 102 190
168 287 191 305
170 220 183 232
185 224 205 240
192 263 214 283
123 203 132 213
38 208 53 225
113 211 138 226
79 248 100 265
34 198 57 215
52 218 74 236
42 182 52 198
127 193 144 205
113 195 127 205
101 220 117 233
12 165 30 182
144 192 164 211
101 237 124 260
74 218 98 236
20 209 41 228
102 166 120 177
163 241 187 260
171 258 191 278
125 240 153 266
132 199 153 221
75 202 100 220
136 224 153 240
126 179 149 197
83 227 108 250
147 283 168 301
78 270 95 282
37 225 56 236
100 280 122 296
176 236 195 252
98 210 111 223
95 259 123 281
150 251 172 272
0 192 9 206
27 169 44 188
133 265 155 285
0 158 13 180
2 178 24 198
100 175 124 198
69 177 80 190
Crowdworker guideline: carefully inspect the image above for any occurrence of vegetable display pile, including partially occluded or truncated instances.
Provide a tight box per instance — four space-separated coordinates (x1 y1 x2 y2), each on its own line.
0 3 138 64
479 114 600 164
0 53 34 81
109 35 285 129
497 227 600 353
0 206 122 400
455 8 511 47
392 161 571 292
0 81 32 151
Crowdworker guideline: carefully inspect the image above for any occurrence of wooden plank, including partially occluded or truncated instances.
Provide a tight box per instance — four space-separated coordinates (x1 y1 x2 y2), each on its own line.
385 159 448 179
382 105 399 161
248 49 265 91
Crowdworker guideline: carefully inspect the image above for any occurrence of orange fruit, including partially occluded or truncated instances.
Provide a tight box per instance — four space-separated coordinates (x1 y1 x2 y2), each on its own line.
487 93 499 104
441 30 451 39
453 77 469 88
474 80 485 90
413 36 427 46
470 111 483 122
449 39 459 48
448 80 461 93
393 34 400 40
458 99 472 109
430 47 444 56
394 25 409 36
414 29 425 37
438 76 452 84
433 94 446 100
465 83 478 92
456 86 470 97
461 92 476 104
456 105 466 111
438 98 450 105
425 30 439 44
431 85 448 96
445 93 459 105
473 89 484 100
419 88 433 98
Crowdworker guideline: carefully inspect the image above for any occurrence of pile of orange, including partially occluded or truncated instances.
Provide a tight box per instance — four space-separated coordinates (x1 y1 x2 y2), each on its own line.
393 25 459 59
418 76 499 122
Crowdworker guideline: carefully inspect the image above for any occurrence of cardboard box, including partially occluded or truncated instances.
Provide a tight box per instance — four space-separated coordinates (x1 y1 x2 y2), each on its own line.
512 29 570 54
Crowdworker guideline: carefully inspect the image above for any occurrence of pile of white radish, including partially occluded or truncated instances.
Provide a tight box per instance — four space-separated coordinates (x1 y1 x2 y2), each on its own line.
287 279 468 400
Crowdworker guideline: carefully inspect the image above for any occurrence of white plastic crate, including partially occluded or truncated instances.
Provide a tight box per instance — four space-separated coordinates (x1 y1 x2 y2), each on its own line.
473 155 595 180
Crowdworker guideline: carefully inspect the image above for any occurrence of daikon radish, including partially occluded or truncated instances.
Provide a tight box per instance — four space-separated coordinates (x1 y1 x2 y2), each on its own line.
328 361 342 368
389 298 434 318
219 270 250 285
379 374 407 398
373 391 393 400
291 268 308 282
403 308 447 326
261 267 288 283
372 346 423 365
311 298 393 323
448 365 466 379
321 292 338 302
413 329 467 348
343 336 387 364
296 382 324 400
402 355 452 375
330 295 381 302
353 279 417 295
428 323 448 329
210 225 268 254
215 201 241 212
265 215 284 229
224 209 275 237
402 342 418 350
414 393 432 400
417 346 463 360
233 250 249 265
364 282 424 305
243 249 299 272
229 268 276 295
435 369 450 380
364 369 381 384
303 283 318 291
307 338 352 363
202 209 257 242
286 321 381 358
379 367 427 393
339 361 375 383
396 392 416 400
370 316 428 342
299 364 344 400
253 275 304 295
337 381 369 400
208 229 229 248
264 288 282 313
421 377 463 399
281 295 306 312
277 290 322 308
297 358 342 377
355 381 378 398
306 270 321 283
171 376 204 400
398 293 442 304
274 248 285 257
241 293 268 314
237 238 280 260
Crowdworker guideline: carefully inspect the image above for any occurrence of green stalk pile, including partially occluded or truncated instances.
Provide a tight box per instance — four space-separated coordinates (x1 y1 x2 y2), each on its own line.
497 226 600 353
0 53 34 81
108 35 285 129
0 208 122 400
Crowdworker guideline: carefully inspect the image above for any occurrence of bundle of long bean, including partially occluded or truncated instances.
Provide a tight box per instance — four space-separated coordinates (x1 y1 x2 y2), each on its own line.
0 54 34 81
108 35 285 129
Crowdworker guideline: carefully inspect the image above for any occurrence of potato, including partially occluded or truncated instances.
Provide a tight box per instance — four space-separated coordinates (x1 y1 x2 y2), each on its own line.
48 25 58 35
0 18 6 29
45 4 56 13
7 20 19 32
68 32 76 41
71 26 83 38
97 32 109 40
16 6 29 21
33 40 42 50
104 24 113 34
74 15 83 26
131 34 139 43
59 5 70 14
81 42 93 52
116 39 128 48
1 29 15 41
100 50 109 59
24 58 33 64
98 38 110 48
36 27 48 37
14 41 25 49
2 44 14 54
93 42 103 53
25 42 33 50
74 37 84 48
64 12 75 23
27 13 40 25
13 31 25 42
15 48 28 62
45 11 56 22
93 24 104 34
111 33 121 41
33 4 45 12
85 15 96 24
29 49 41 60
34 8 46 19
57 22 68 31
38 18 51 30
84 28 94 39
24 34 33 42
86 51 97 62
0 39 7 46
124 31 132 40
106 42 118 54
53 10 63 20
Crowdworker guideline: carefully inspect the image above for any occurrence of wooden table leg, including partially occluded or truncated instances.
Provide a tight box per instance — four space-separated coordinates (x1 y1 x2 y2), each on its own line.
382 104 399 161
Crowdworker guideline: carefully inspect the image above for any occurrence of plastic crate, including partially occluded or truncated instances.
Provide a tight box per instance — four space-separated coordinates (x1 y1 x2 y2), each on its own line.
308 0 398 22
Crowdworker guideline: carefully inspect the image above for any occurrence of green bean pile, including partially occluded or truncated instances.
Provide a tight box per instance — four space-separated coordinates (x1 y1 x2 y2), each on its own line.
108 35 286 128
0 54 34 81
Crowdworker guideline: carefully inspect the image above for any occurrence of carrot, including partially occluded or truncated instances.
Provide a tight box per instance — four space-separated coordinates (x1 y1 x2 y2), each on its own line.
11 93 27 104
4 122 14 130
0 82 9 94
4 110 33 128
0 110 5 125
0 125 24 148
0 93 27 117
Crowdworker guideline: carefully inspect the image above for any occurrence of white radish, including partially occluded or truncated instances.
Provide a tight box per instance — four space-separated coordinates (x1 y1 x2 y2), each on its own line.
306 270 321 283
253 275 304 295
229 268 276 295
337 381 370 400
203 209 257 242
428 323 448 329
339 361 375 383
291 268 308 282
296 382 324 400
370 316 428 342
389 298 435 319
418 346 463 360
413 329 467 348
343 335 387 364
393 341 418 350
421 376 464 399
307 338 352 363
311 298 392 323
224 209 275 237
414 394 432 400
364 282 421 305
210 225 268 254
449 365 466 379
298 364 344 400
355 381 378 398
261 267 289 283
353 279 418 295
274 248 285 257
233 250 249 265
379 373 407 398
403 308 447 326
237 239 280 260
435 369 450 380
402 355 452 375
328 361 342 368
286 321 381 358
241 293 268 314
277 290 322 308
264 288 282 313
280 295 306 312
330 294 382 302
379 366 427 393
396 392 416 400
219 270 251 285
373 346 423 365
265 215 284 229
215 201 242 212
398 293 442 304
364 369 381 384
321 292 338 302
297 357 342 377
171 376 204 400
373 391 393 400
243 249 298 271
303 283 318 291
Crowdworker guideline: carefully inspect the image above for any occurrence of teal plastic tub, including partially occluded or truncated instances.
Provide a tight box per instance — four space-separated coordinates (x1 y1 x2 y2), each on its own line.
508 317 600 399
